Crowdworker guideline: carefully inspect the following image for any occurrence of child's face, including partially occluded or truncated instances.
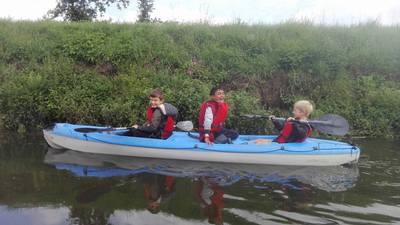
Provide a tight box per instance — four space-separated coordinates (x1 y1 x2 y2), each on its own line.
293 107 307 119
149 97 163 108
211 89 225 102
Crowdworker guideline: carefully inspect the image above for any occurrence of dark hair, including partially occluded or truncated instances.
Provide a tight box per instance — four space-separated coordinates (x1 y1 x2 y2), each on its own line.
209 87 224 96
149 89 164 100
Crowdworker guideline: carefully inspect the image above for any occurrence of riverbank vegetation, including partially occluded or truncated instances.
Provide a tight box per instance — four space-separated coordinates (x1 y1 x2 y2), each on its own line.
0 20 399 137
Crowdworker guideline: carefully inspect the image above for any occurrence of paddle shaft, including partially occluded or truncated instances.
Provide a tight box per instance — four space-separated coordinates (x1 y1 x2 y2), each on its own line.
246 115 333 126
75 121 193 133
241 113 349 136
272 117 334 126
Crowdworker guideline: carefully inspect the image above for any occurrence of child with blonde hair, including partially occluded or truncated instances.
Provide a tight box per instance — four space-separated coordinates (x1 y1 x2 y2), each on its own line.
269 100 314 143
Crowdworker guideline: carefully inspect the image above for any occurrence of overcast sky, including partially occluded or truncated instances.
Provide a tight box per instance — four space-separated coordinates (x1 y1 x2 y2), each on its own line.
1 0 400 25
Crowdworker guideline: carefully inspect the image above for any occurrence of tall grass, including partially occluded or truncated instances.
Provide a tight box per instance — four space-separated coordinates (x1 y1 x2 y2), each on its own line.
0 20 399 137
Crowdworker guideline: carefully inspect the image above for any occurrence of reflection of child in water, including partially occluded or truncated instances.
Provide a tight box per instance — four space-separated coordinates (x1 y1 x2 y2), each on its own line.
270 181 314 211
195 177 224 225
282 182 314 211
140 174 175 214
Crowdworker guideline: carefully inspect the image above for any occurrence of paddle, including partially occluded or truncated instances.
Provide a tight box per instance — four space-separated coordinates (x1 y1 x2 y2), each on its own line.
74 121 194 133
241 114 349 136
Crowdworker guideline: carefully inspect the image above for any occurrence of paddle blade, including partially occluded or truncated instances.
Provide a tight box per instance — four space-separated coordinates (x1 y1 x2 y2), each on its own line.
74 127 126 133
176 121 193 132
313 114 349 136
74 127 111 133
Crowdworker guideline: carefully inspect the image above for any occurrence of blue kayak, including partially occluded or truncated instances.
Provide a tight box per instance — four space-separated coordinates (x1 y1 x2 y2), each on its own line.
43 123 360 166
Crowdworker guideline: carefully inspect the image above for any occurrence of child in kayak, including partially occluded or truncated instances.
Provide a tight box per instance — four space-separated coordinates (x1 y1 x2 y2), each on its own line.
199 87 238 144
128 89 178 139
269 100 314 143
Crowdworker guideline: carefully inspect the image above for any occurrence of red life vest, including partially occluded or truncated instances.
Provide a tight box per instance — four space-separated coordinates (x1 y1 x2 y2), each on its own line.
147 107 175 139
275 121 313 143
198 101 229 142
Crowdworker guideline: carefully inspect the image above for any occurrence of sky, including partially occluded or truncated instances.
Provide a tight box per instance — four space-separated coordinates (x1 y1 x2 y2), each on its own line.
0 0 400 25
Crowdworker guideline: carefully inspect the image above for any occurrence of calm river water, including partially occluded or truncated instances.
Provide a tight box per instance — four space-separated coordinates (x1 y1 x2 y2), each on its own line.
0 132 399 225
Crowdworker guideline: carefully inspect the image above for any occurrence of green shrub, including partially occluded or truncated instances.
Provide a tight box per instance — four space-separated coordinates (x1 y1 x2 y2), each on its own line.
0 20 399 137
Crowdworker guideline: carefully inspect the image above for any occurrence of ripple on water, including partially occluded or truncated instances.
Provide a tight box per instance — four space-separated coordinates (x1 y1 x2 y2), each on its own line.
315 210 391 225
223 194 246 201
314 202 400 223
373 181 400 187
225 208 289 225
359 159 400 177
384 166 400 176
274 210 338 225
226 208 339 225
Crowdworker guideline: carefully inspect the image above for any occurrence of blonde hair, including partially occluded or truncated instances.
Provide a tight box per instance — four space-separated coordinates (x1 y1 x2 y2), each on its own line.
294 100 314 117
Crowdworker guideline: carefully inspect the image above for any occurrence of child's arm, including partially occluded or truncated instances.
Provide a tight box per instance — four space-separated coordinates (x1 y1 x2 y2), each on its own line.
203 107 213 134
274 122 293 143
138 109 163 133
203 107 213 144
292 121 312 139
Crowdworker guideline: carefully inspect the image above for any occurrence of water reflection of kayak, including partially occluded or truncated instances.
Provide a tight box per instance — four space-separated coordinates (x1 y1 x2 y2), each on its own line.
44 148 359 192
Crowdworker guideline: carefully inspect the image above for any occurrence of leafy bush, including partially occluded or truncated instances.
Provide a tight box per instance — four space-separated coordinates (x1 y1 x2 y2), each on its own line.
0 20 399 137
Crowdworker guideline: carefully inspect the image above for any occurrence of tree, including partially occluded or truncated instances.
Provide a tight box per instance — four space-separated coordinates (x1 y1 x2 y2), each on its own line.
137 0 154 22
47 0 130 22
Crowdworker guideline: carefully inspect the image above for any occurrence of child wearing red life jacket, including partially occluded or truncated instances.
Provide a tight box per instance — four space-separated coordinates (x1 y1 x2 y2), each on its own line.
199 87 238 145
270 100 314 143
128 89 178 139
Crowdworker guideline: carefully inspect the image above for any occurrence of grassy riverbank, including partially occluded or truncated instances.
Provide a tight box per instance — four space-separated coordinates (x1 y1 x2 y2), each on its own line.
0 20 399 137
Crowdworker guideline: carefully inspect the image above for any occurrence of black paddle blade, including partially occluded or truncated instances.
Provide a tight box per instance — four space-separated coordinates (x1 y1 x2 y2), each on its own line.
313 114 349 136
74 127 113 133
